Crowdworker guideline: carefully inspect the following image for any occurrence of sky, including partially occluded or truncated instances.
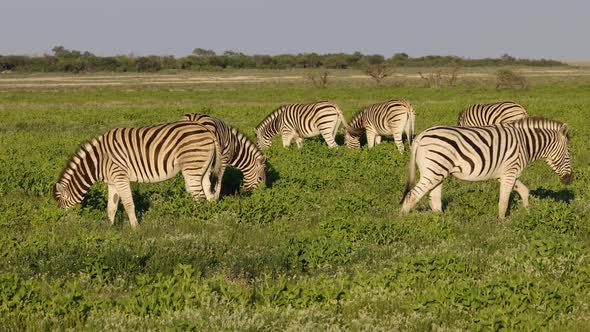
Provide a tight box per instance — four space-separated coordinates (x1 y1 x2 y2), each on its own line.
1 0 589 60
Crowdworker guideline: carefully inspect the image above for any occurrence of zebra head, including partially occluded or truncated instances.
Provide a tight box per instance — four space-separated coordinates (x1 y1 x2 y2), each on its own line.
255 127 271 149
545 123 572 184
344 127 364 148
53 181 79 209
243 154 267 190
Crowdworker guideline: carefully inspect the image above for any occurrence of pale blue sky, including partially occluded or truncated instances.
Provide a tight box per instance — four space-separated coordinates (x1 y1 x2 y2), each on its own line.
1 0 588 59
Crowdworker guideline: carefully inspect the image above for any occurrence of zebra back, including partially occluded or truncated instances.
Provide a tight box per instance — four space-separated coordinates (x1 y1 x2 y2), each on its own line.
457 101 528 126
181 113 267 189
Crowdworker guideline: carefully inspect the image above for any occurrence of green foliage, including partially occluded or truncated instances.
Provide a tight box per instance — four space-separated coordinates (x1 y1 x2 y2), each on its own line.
0 47 567 73
0 81 589 330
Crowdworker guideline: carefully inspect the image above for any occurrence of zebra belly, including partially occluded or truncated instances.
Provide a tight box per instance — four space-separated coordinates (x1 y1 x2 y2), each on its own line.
450 165 500 182
301 127 320 137
452 171 497 182
127 166 181 183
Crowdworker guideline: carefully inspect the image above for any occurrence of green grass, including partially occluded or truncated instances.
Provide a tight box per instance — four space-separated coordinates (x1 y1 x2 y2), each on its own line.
1 77 589 330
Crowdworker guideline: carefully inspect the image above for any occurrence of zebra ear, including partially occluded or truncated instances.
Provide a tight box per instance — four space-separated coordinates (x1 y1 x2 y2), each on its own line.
55 183 65 194
560 123 569 137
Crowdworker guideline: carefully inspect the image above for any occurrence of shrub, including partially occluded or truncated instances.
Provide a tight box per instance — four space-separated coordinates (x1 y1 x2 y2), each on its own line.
305 69 330 88
495 69 528 90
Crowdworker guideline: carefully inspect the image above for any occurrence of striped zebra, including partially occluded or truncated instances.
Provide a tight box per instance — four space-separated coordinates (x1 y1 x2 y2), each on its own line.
344 99 415 152
255 101 350 149
179 113 267 190
400 118 571 219
54 122 223 228
457 101 528 126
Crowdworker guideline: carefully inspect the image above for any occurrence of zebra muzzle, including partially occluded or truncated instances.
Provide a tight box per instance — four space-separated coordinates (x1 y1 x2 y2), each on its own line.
560 173 572 185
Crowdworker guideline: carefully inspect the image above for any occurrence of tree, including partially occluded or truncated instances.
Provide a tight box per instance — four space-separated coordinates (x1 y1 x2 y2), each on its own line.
364 63 393 86
52 46 82 59
391 52 409 61
223 50 244 56
500 54 515 62
192 48 216 57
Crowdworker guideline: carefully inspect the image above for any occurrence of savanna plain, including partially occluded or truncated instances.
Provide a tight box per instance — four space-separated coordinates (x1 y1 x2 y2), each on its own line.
1 68 590 330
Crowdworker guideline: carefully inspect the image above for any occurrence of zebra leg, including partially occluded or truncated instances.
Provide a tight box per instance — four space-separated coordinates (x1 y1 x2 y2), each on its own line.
282 130 295 148
393 132 404 152
319 127 338 148
107 183 120 225
401 177 444 214
428 182 443 212
113 180 139 228
366 131 376 148
498 177 517 220
514 179 529 208
295 136 303 149
375 136 382 145
181 168 207 200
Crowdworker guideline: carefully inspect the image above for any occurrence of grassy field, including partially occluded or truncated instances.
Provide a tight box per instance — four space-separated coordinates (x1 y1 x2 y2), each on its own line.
1 69 589 330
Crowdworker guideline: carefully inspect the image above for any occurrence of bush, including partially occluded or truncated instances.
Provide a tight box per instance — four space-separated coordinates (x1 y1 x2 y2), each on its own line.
495 69 528 90
305 69 330 88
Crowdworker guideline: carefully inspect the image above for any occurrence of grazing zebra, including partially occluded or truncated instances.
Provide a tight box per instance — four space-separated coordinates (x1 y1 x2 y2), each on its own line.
400 118 571 219
344 99 415 152
179 113 267 190
255 101 351 149
54 122 223 228
457 101 528 126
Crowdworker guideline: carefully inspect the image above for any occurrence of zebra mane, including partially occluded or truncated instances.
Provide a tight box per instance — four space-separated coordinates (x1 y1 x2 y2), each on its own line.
232 126 263 156
255 105 286 131
511 117 563 128
56 137 101 182
511 117 568 137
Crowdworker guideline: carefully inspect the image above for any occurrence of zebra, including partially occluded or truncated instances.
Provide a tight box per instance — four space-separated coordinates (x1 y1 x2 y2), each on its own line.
344 99 415 152
179 113 267 190
457 101 528 127
400 118 571 219
255 101 352 149
54 122 223 228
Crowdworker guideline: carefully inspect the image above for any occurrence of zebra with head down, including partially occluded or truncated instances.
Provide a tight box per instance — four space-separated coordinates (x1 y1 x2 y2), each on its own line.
344 99 415 152
400 117 571 219
255 101 352 149
180 113 267 190
54 122 223 228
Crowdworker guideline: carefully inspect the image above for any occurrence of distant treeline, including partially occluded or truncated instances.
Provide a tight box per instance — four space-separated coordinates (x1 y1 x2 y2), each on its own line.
0 46 565 73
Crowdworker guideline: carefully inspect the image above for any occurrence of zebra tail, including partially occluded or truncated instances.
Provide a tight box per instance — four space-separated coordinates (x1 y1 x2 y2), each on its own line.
337 106 364 135
336 106 350 129
408 111 415 148
210 135 224 200
400 137 418 203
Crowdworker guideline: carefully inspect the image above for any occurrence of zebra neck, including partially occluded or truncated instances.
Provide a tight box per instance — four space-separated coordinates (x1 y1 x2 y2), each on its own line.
228 134 258 173
522 127 554 162
59 142 103 202
349 113 364 129
260 111 282 136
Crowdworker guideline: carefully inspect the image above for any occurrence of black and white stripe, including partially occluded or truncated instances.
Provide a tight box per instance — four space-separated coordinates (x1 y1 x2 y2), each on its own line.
180 113 267 190
54 122 223 228
344 99 415 152
457 101 528 127
255 101 349 149
400 118 571 219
